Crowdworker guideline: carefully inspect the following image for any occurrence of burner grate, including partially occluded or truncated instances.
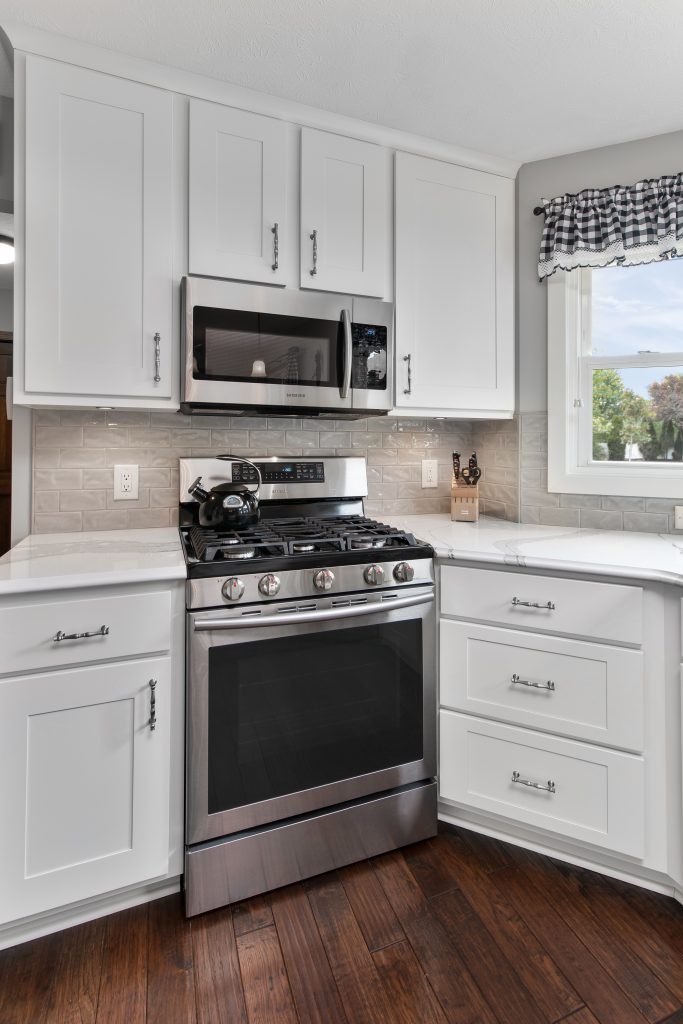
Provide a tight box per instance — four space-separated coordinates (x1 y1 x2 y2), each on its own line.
186 516 421 563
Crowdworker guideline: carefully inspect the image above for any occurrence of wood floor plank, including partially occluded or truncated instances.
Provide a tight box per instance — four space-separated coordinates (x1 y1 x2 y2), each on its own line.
492 864 650 1024
371 850 498 1024
231 894 273 938
372 939 448 1024
442 823 514 873
338 859 405 951
270 883 348 1024
432 887 547 1024
402 836 463 898
657 1011 683 1024
433 832 582 1023
43 918 105 1024
506 846 681 1023
0 932 69 1024
191 906 247 1024
236 924 298 1024
147 895 196 1024
559 1009 600 1024
305 872 396 1024
95 905 148 1024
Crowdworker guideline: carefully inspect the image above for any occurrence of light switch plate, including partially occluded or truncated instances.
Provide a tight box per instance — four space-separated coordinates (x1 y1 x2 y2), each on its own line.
421 460 438 488
114 464 139 501
675 506 683 530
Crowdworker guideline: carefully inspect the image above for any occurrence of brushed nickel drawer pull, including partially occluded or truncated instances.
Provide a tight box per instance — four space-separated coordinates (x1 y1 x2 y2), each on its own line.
403 353 412 395
511 673 555 692
512 597 556 610
52 624 110 643
149 679 157 731
511 771 556 794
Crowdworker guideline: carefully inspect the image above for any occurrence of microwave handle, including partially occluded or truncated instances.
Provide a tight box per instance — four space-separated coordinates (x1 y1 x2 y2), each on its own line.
340 308 353 400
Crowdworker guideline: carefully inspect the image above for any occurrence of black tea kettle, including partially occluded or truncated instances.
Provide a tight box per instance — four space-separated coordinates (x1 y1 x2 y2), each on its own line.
188 455 262 529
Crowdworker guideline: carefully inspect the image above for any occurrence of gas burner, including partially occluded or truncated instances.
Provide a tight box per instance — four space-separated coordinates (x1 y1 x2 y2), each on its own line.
291 541 316 553
350 537 387 550
220 545 256 560
222 537 241 546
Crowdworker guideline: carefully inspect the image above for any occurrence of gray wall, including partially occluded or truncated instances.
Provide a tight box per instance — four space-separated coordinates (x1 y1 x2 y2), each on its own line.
518 128 683 413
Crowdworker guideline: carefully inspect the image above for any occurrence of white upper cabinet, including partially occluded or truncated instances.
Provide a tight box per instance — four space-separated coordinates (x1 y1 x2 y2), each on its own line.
189 101 288 285
394 153 514 417
22 56 174 404
300 128 388 297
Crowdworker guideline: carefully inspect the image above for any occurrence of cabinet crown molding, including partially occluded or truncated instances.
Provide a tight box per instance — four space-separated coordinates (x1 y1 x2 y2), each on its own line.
0 20 520 179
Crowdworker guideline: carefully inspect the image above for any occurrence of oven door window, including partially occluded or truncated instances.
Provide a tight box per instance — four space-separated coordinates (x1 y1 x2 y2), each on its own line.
207 621 423 814
192 306 343 389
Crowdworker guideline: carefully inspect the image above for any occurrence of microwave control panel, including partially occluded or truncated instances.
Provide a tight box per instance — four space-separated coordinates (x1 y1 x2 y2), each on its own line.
232 462 325 484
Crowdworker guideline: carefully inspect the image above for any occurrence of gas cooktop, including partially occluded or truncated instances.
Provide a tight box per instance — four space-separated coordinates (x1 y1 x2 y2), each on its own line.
178 456 434 608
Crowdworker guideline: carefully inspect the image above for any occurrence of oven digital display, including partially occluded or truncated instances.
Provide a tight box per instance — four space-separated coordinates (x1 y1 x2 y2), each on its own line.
232 462 325 484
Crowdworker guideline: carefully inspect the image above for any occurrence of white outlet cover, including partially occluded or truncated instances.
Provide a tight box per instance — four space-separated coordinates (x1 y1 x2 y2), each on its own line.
421 459 438 488
114 464 139 501
675 506 683 530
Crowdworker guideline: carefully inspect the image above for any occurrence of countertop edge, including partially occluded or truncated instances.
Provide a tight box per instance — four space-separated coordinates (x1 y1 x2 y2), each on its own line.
0 565 187 596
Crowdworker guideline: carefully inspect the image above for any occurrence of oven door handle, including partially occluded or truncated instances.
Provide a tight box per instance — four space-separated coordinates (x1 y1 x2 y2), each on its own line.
193 592 433 631
340 308 353 400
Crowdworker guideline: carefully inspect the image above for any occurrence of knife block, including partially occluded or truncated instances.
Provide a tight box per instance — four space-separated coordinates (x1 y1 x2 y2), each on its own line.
451 480 479 522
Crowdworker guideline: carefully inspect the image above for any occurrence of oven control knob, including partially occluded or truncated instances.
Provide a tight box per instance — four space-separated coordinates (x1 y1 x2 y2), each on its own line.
222 577 245 602
313 568 335 592
364 563 385 586
258 573 281 597
393 562 415 583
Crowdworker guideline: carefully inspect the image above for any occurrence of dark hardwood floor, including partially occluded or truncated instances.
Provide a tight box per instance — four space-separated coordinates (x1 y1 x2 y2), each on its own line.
2 825 683 1024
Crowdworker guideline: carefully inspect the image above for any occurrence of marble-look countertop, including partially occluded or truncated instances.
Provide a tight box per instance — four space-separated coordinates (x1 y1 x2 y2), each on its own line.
0 528 186 595
388 514 683 587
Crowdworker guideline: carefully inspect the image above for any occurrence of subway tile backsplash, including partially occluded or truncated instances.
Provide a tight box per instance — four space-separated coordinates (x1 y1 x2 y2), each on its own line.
31 410 473 533
31 409 682 534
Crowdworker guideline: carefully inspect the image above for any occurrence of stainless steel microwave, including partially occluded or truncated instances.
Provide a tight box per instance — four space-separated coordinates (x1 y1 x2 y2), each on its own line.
181 277 393 416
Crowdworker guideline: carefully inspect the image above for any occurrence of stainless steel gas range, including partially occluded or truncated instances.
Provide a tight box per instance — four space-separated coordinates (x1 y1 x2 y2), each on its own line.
179 455 437 917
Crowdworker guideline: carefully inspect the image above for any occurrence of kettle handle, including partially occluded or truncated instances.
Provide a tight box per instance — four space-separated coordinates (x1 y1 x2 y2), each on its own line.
188 476 210 502
216 454 262 493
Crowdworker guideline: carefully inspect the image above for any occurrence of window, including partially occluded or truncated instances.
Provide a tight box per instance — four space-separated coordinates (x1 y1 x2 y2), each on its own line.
548 261 683 497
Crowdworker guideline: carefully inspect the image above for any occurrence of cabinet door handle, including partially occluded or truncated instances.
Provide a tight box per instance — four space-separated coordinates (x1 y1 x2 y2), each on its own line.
511 771 556 794
149 679 157 731
154 332 161 383
511 597 555 611
403 354 412 395
271 223 279 271
511 673 555 692
52 624 110 643
310 229 318 276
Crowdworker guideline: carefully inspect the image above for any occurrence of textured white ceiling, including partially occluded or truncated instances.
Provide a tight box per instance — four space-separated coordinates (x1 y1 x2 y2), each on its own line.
1 0 683 162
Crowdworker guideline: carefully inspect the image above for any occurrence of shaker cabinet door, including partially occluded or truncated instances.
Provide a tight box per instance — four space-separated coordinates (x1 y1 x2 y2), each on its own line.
23 56 173 400
300 128 388 297
394 152 514 416
0 657 171 924
189 100 288 285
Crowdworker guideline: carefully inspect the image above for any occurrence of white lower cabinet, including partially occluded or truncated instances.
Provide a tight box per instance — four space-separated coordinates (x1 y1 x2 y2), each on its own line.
440 710 645 859
0 656 171 924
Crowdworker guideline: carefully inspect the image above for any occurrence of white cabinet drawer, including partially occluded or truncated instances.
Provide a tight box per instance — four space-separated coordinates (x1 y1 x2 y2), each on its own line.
439 711 644 858
440 621 644 751
440 565 642 646
0 590 171 676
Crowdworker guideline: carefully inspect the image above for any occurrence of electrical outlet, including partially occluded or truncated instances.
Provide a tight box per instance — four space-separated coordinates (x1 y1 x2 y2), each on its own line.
675 506 683 530
114 464 139 501
421 459 438 488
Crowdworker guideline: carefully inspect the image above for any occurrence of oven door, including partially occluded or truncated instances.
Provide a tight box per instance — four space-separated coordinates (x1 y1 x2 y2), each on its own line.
186 587 436 845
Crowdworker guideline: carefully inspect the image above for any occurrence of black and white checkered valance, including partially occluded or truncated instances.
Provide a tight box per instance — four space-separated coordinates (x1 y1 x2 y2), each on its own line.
537 174 683 281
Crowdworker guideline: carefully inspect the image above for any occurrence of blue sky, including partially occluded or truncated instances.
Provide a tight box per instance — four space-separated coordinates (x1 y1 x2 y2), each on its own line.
592 260 683 397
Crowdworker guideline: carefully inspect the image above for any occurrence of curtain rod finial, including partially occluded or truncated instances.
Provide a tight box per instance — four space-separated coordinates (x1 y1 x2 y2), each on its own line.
533 206 545 216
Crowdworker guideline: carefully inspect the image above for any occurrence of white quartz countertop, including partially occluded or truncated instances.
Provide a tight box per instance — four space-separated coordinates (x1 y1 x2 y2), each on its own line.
0 528 186 595
389 514 683 586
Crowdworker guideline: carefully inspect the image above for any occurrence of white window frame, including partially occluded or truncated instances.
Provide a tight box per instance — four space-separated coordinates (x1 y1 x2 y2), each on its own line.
548 268 683 498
